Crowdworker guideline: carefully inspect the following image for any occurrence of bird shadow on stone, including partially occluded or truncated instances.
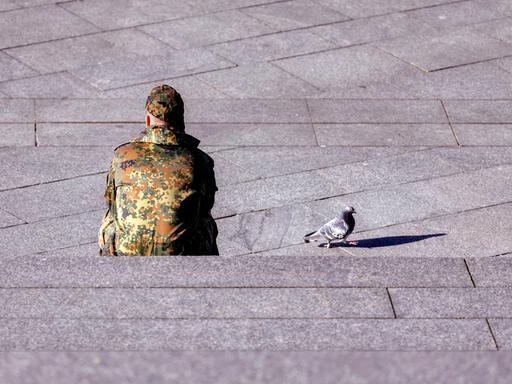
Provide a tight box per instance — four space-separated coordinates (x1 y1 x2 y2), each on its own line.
322 233 446 248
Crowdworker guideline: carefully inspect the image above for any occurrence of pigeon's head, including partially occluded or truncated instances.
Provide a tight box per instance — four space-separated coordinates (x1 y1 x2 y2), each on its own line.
342 206 356 215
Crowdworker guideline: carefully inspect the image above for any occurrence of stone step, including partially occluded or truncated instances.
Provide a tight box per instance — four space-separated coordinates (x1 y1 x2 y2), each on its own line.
0 255 472 288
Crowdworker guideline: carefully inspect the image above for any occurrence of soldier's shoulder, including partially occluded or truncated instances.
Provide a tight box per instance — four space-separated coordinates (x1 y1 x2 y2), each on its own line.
193 147 215 168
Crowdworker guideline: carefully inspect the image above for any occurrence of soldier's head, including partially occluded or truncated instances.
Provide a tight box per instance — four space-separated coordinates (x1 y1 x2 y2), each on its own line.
145 84 185 131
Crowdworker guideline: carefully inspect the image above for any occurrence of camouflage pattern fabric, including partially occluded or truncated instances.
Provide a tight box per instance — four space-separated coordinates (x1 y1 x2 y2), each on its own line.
98 125 218 256
145 84 185 130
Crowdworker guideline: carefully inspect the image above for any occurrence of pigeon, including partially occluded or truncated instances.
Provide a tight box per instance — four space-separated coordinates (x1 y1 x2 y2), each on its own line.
304 206 357 248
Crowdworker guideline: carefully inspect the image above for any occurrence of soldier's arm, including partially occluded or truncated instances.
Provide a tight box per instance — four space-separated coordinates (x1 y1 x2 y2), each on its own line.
200 153 217 215
98 161 116 255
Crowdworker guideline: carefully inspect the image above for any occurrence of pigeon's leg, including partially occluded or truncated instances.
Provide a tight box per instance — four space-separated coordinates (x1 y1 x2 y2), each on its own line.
327 241 332 248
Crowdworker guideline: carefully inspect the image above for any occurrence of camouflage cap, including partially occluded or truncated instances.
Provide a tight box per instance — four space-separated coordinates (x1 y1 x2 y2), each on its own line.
145 84 184 128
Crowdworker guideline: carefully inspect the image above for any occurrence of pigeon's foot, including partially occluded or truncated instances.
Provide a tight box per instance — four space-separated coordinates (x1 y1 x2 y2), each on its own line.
327 242 332 248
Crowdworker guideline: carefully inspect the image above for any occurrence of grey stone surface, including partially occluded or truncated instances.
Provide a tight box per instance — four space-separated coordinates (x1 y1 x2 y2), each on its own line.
0 147 111 190
467 258 512 287
490 320 512 350
469 17 512 44
2 351 512 384
208 29 336 65
0 256 472 288
208 153 260 187
36 99 142 123
0 208 24 228
0 51 35 82
0 5 98 49
139 10 275 49
0 210 101 257
0 318 493 350
308 100 447 123
428 147 512 172
60 0 200 30
184 99 310 123
197 63 320 98
70 49 234 90
0 99 34 122
5 29 173 74
186 123 316 146
314 123 455 146
37 123 144 147
0 123 33 147
241 0 349 30
481 0 512 16
453 124 512 146
390 288 512 318
444 100 512 123
0 72 100 98
0 287 392 319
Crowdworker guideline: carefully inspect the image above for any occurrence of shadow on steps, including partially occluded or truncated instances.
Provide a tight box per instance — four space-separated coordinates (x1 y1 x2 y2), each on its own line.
327 233 446 248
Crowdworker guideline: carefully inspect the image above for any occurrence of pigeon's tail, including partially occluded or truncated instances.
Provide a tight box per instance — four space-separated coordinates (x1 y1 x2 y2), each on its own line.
304 230 319 243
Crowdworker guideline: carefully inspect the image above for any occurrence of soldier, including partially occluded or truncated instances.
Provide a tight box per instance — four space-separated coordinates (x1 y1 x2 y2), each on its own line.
98 85 219 256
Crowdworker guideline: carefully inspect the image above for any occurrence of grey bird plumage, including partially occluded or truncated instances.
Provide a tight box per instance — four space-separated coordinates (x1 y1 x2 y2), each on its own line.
304 206 357 248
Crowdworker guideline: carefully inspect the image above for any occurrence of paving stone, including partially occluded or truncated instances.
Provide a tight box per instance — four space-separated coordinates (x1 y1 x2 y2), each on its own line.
139 10 275 49
5 29 173 75
314 123 455 146
208 29 336 65
308 99 447 123
184 99 310 123
0 1 19 11
0 123 34 147
0 147 111 190
489 320 512 350
0 99 34 123
60 0 200 30
471 17 512 44
406 0 503 30
197 63 320 98
443 100 512 123
0 210 101 257
309 13 435 47
0 174 105 223
1 351 512 384
35 242 98 257
0 51 36 82
453 124 512 146
0 5 98 49
466 258 512 287
429 147 512 172
0 255 472 287
241 0 349 30
71 48 234 91
37 123 144 147
274 45 424 90
186 123 316 146
206 153 260 188
0 287 392 319
480 0 512 16
100 76 230 99
193 0 301 12
310 81 416 99
389 288 512 318
0 318 493 350
0 208 24 228
0 72 100 98
344 203 512 258
36 99 142 123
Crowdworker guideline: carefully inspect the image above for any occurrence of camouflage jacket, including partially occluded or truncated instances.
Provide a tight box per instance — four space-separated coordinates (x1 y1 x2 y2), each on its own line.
98 125 218 256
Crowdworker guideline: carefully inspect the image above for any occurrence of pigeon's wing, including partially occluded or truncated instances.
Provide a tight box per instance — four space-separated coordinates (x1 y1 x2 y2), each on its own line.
320 217 349 240
304 229 323 242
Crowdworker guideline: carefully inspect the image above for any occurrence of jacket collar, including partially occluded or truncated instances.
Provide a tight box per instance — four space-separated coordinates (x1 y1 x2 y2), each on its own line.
132 125 200 147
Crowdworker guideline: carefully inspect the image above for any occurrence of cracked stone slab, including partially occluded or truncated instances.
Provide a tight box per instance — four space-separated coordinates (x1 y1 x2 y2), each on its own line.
139 10 276 49
488 320 512 350
0 51 36 82
307 100 448 123
241 0 349 30
466 258 512 287
0 99 34 123
36 99 142 123
0 318 493 350
389 288 512 318
0 147 111 190
443 100 512 123
453 124 512 146
208 29 336 65
184 99 310 123
70 48 234 91
0 5 98 50
60 0 201 30
0 123 33 147
0 255 472 288
0 287 393 319
196 63 321 98
5 29 174 75
314 123 456 146
0 72 100 98
1 351 512 383
186 123 316 146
